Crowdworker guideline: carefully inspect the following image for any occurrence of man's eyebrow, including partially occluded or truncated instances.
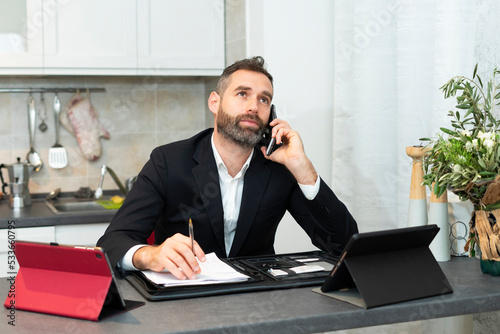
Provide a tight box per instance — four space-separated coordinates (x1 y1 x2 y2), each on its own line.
262 90 273 101
234 85 251 92
234 85 273 100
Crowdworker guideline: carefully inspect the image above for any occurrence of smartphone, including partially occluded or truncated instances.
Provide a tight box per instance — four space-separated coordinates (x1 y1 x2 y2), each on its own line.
264 104 279 156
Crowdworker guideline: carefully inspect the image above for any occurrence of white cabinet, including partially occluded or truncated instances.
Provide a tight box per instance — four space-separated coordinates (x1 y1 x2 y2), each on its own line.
0 0 224 76
0 226 55 277
43 0 137 75
54 222 109 246
137 0 225 76
0 0 43 75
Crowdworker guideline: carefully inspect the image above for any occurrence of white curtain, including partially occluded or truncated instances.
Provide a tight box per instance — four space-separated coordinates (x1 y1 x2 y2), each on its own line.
331 0 500 232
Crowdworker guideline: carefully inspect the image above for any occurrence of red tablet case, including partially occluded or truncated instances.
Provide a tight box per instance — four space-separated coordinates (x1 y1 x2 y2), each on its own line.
4 241 144 321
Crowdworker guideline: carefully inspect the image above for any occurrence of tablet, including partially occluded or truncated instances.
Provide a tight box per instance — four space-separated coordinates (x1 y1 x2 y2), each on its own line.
317 224 453 308
3 241 144 321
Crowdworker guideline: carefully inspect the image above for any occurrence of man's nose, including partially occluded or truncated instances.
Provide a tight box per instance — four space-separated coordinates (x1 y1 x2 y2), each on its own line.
246 98 259 113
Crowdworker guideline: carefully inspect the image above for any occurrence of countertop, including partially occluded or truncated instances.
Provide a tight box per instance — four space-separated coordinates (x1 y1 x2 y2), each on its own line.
1 257 500 333
0 192 119 229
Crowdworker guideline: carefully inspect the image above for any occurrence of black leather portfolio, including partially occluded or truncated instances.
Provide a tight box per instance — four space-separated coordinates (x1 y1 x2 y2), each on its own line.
123 250 339 301
313 224 454 309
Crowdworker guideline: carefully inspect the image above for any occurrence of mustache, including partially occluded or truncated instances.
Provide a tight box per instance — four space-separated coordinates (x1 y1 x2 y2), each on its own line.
236 114 265 128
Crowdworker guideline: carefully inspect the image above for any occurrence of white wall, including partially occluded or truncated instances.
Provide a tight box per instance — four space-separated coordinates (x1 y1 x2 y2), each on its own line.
246 0 335 253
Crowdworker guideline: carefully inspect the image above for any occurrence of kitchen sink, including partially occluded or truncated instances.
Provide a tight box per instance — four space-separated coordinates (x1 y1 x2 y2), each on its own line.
45 198 119 215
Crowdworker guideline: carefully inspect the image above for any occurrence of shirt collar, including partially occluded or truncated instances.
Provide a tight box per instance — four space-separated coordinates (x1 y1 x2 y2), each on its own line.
211 134 254 177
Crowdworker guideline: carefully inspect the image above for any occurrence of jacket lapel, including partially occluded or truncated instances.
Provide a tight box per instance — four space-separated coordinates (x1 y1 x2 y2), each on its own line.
229 151 271 257
192 132 226 255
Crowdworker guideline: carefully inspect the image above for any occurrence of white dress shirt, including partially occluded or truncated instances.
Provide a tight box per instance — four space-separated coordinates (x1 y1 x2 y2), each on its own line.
119 134 321 270
211 135 253 255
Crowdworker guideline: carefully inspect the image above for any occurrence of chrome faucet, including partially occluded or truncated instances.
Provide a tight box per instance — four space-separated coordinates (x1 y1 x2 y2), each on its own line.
94 164 136 199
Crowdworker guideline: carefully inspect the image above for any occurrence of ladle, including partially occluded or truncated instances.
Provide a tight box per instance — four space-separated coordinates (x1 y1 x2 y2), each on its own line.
26 95 43 172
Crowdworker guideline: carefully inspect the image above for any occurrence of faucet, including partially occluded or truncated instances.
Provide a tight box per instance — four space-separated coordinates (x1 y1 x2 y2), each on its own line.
95 164 135 199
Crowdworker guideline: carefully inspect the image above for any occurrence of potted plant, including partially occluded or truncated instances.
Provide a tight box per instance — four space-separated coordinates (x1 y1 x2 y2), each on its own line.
420 64 500 276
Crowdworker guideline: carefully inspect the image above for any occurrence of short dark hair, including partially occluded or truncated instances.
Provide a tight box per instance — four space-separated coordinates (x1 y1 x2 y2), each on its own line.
216 56 274 96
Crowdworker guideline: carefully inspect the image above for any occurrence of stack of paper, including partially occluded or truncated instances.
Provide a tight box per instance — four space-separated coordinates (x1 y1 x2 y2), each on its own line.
142 253 249 286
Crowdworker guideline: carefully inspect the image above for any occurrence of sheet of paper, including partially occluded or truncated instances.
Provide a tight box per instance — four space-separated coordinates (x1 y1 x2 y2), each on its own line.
142 253 249 286
290 264 325 274
268 269 288 277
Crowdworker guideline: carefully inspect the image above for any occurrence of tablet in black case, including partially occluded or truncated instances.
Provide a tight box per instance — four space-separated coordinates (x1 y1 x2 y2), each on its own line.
314 224 453 308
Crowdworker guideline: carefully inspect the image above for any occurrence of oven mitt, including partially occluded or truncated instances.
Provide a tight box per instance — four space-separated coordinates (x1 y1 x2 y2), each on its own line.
61 92 110 161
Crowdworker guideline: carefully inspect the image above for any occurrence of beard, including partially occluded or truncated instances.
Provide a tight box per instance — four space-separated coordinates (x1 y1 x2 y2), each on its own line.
216 106 265 149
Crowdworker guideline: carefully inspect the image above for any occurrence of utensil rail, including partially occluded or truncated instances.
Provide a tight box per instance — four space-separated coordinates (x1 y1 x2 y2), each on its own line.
0 88 106 93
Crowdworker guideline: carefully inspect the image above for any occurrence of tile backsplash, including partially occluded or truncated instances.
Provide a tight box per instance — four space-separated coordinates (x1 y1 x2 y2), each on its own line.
0 76 216 195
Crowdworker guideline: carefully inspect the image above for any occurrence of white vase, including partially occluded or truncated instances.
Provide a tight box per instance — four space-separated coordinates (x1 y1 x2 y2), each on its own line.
429 189 451 262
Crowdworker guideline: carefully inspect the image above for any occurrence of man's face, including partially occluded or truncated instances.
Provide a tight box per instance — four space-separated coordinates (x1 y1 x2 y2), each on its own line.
214 70 273 148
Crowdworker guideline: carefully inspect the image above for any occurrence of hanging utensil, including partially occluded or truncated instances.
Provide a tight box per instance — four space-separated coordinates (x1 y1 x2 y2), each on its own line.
38 92 48 132
26 95 43 172
48 94 68 169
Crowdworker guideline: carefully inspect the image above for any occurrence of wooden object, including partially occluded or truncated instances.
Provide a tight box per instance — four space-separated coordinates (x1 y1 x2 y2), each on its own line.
406 146 429 227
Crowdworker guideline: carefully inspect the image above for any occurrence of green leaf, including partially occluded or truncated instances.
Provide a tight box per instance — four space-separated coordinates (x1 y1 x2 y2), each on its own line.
464 108 473 118
433 182 440 195
488 81 492 96
456 111 460 120
456 103 470 109
473 63 478 78
477 74 483 88
478 158 486 169
488 112 496 125
418 138 432 141
440 127 457 136
438 185 447 198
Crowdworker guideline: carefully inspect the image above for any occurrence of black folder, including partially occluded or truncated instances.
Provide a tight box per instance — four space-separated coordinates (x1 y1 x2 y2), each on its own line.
123 250 339 301
313 225 453 308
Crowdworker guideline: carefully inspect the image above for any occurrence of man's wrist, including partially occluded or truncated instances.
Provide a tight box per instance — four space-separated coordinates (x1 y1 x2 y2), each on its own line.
298 175 321 200
287 156 318 185
120 244 148 271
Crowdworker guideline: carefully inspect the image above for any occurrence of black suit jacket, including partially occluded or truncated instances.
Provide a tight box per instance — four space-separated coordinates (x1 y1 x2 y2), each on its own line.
97 129 358 270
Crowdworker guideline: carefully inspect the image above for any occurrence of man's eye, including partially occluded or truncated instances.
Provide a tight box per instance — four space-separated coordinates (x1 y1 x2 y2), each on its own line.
237 91 246 97
260 98 269 104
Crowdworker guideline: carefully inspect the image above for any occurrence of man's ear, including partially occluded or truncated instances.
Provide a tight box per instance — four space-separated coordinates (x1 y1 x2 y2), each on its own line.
208 91 220 115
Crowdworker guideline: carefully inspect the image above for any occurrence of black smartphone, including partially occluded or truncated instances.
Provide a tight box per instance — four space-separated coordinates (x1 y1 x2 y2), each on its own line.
264 104 280 156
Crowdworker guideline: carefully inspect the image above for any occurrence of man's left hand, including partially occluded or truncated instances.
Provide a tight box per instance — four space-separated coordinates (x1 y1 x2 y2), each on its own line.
260 119 318 185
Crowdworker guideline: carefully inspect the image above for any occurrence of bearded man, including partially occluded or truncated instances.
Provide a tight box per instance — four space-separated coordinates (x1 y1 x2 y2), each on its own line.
97 57 358 280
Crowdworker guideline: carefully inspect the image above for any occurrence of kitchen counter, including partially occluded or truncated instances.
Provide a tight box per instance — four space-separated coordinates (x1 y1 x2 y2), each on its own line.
0 192 119 229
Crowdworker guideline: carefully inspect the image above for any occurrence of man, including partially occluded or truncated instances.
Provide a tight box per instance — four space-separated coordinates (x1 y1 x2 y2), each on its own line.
97 56 358 281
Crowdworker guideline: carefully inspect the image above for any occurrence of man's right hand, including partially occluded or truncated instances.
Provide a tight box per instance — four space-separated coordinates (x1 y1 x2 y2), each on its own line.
132 233 206 280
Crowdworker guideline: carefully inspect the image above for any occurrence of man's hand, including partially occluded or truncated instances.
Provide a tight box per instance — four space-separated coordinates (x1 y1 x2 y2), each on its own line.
132 233 206 280
261 119 318 185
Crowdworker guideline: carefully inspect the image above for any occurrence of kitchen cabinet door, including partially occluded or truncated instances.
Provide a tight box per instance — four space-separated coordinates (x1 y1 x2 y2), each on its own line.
55 222 109 247
42 0 137 75
0 0 43 75
137 0 225 76
0 226 55 277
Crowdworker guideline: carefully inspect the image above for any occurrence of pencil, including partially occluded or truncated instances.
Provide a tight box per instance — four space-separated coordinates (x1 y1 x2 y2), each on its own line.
189 218 194 252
